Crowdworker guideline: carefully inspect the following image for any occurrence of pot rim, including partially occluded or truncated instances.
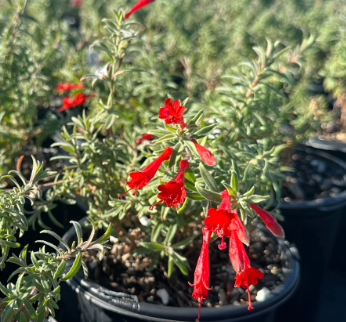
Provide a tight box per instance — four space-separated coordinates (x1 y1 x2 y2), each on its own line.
61 218 300 321
305 136 346 153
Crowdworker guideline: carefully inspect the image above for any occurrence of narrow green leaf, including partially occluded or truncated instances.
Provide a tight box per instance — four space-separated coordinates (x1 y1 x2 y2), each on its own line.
247 195 270 203
70 221 83 245
62 252 82 281
15 273 24 293
244 186 255 197
132 248 155 256
20 245 29 266
172 237 195 249
171 252 189 275
192 124 218 139
240 208 247 224
154 134 176 144
0 283 11 297
231 170 239 191
169 142 182 169
185 140 199 157
187 109 203 126
222 182 238 198
35 241 60 253
186 191 205 201
31 252 39 269
184 167 196 183
148 129 170 136
40 231 70 252
164 123 176 133
23 299 36 319
165 225 177 245
2 241 20 248
53 260 66 279
199 163 218 192
93 224 112 244
167 256 174 278
19 312 26 322
32 280 45 293
151 222 164 242
177 198 189 215
140 242 166 251
195 183 222 202
1 302 15 322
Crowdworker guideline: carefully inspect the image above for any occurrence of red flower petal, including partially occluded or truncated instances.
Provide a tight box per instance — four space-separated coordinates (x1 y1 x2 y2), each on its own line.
190 227 212 321
229 232 249 273
124 0 156 19
150 160 189 209
250 203 285 238
120 147 173 197
205 190 249 245
135 134 155 145
191 139 216 166
54 83 83 91
158 98 186 130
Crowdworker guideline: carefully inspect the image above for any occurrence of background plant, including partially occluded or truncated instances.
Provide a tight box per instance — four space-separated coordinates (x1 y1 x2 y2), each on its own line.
0 157 111 321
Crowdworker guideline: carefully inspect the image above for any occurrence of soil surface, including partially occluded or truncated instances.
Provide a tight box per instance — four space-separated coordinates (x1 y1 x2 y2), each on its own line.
281 147 346 201
83 226 285 309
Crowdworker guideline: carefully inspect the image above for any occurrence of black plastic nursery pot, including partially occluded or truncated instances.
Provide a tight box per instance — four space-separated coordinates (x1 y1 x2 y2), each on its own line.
61 218 299 322
275 146 346 322
304 137 346 271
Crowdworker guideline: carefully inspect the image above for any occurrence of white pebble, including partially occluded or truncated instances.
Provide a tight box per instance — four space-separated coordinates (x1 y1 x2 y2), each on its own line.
139 216 150 227
157 288 169 305
256 287 270 302
109 236 119 244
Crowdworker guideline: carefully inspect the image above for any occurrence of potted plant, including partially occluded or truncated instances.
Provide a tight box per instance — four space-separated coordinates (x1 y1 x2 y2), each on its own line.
0 0 87 180
38 8 301 322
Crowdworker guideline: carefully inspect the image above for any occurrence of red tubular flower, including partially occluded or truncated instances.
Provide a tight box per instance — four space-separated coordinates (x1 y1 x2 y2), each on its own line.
229 232 264 310
250 203 285 238
119 147 173 197
229 230 249 273
158 98 187 130
54 83 83 91
135 134 155 145
191 139 216 166
189 227 212 322
124 0 156 19
235 268 264 290
205 190 249 248
57 93 90 112
57 97 75 112
74 93 90 105
149 160 189 209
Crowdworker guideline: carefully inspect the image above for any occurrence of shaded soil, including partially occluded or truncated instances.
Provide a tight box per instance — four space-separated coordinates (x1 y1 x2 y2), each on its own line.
83 226 285 309
281 147 346 201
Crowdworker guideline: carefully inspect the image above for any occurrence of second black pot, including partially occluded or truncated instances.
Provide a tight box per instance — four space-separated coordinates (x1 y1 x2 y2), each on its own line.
275 147 346 322
305 136 346 271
